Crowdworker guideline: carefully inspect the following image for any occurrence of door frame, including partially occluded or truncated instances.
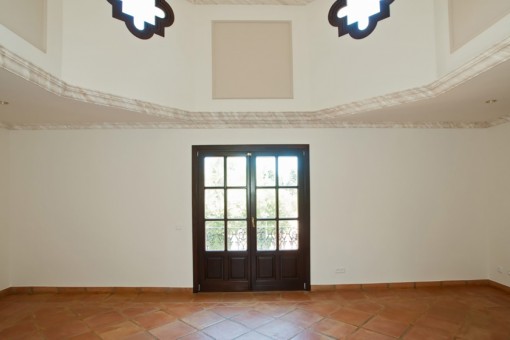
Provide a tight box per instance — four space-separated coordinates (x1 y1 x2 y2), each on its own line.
192 144 310 293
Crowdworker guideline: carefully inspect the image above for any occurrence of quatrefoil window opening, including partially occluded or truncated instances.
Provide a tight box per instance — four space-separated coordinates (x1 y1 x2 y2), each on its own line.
107 0 174 40
107 0 393 40
329 0 395 39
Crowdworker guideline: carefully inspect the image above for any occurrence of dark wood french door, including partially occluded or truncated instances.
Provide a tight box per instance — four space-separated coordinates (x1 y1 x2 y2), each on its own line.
192 145 310 292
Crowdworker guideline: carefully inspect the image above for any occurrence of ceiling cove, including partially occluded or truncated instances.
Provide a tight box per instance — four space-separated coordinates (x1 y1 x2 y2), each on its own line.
1 37 510 130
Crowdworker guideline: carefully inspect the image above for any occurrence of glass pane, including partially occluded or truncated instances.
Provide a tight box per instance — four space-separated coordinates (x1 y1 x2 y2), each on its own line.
227 157 246 187
206 221 225 251
257 189 276 218
256 157 276 187
279 220 299 250
205 189 224 219
227 189 246 219
227 221 247 251
279 157 298 186
257 220 277 251
204 157 224 187
279 189 298 218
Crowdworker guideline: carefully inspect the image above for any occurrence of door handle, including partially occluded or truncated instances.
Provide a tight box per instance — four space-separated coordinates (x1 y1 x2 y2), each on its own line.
251 217 256 228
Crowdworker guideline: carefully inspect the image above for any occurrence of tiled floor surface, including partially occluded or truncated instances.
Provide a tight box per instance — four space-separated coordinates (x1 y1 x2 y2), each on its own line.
0 286 509 339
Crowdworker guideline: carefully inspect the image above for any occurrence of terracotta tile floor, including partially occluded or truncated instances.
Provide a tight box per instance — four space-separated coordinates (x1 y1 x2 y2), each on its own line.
0 286 509 339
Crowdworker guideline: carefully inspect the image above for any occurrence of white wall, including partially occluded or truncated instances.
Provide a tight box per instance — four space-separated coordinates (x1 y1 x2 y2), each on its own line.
434 0 510 77
0 0 47 52
308 0 437 108
190 5 312 112
0 0 62 77
58 0 437 112
487 122 510 287
311 128 487 284
8 128 488 287
61 0 195 111
448 0 510 52
0 128 10 290
3 1 507 113
60 1 311 112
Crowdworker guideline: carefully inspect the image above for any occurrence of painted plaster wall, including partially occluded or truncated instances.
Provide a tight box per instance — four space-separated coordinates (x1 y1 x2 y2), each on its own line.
0 0 47 51
3 1 509 112
487 122 510 287
0 128 9 290
8 128 488 287
61 0 195 111
307 0 437 108
0 0 63 77
59 0 437 112
189 5 312 112
434 0 510 77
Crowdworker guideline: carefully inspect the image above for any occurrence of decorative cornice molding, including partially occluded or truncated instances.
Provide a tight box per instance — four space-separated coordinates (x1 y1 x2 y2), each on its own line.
1 37 510 130
487 114 510 128
4 120 494 130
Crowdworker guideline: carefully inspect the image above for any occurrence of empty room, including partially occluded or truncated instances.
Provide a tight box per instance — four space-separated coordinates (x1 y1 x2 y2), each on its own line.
1 0 510 339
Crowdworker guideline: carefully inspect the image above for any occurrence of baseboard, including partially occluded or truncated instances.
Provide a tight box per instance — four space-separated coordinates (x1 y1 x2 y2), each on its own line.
0 287 11 298
1 281 509 296
311 279 496 291
489 280 510 294
1 287 193 296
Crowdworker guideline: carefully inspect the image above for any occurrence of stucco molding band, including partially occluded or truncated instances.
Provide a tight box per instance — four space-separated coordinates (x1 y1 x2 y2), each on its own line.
1 37 509 129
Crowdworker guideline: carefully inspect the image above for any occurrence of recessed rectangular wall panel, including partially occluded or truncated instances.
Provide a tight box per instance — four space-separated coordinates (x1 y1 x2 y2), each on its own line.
0 0 46 51
449 0 510 51
212 21 294 99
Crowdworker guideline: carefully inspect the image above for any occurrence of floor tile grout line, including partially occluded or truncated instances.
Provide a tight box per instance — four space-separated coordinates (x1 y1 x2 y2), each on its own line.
1 287 510 340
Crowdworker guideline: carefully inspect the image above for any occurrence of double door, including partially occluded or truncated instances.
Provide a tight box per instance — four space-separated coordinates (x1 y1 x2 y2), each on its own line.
192 145 310 292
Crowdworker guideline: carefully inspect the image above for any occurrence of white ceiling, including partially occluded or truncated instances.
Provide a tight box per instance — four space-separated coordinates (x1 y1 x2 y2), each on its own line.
1 43 509 129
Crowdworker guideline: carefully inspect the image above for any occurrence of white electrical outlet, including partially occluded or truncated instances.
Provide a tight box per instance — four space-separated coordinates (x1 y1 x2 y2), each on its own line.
497 266 503 274
335 267 346 274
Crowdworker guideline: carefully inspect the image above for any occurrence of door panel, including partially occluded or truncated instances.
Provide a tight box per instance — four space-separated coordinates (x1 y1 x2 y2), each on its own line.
256 255 275 279
230 256 248 280
193 145 310 292
281 255 298 279
205 256 223 279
